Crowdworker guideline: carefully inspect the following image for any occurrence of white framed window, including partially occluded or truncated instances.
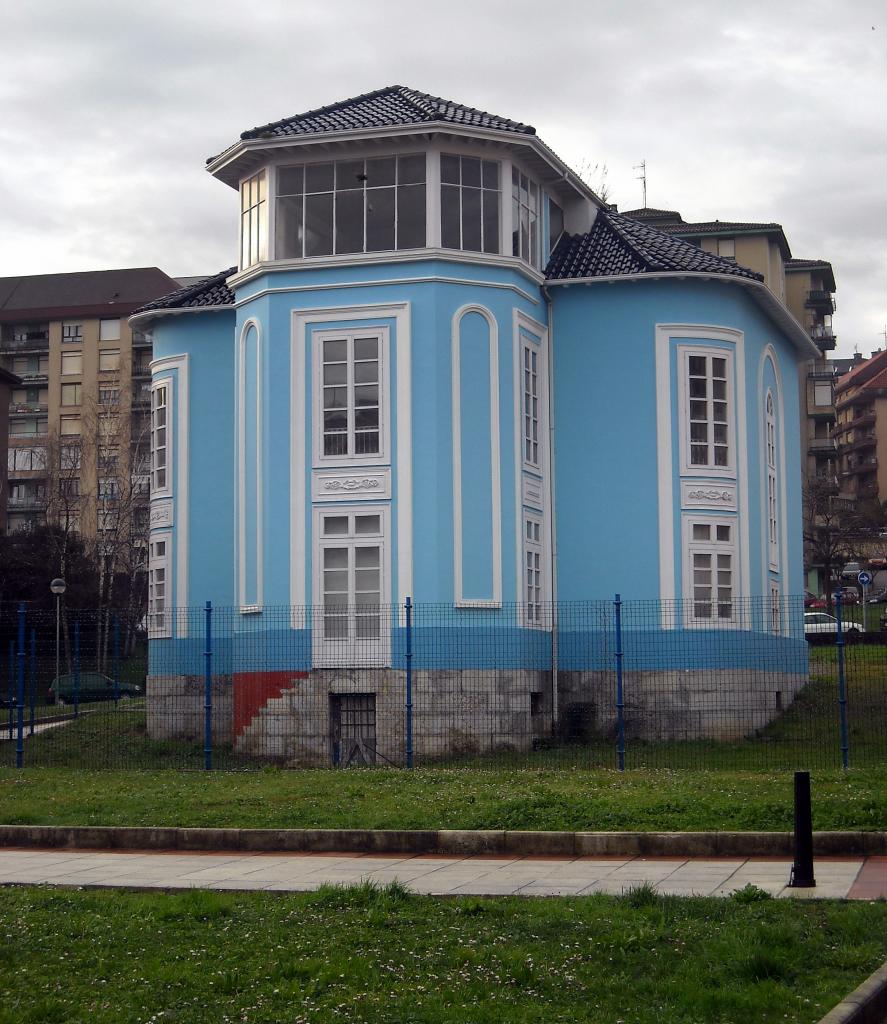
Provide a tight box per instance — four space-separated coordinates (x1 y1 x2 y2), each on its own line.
8 446 46 471
313 328 388 466
511 168 540 267
240 170 268 270
522 342 540 469
684 517 737 625
813 381 832 407
312 506 390 666
440 154 500 255
151 381 171 495
59 414 80 436
523 513 545 627
765 391 779 570
148 535 172 638
277 154 426 259
61 352 82 376
100 319 121 341
769 582 781 634
99 349 120 372
680 347 734 475
549 199 565 254
62 323 82 343
717 238 736 259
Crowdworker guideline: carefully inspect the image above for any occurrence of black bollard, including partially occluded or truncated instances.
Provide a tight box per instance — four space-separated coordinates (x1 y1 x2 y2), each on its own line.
789 771 816 888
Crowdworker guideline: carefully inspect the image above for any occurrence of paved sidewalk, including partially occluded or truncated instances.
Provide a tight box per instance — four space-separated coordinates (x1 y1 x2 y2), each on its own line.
1 848 886 898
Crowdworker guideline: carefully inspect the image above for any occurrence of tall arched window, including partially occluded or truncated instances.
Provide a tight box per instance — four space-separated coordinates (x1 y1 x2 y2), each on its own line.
766 390 778 570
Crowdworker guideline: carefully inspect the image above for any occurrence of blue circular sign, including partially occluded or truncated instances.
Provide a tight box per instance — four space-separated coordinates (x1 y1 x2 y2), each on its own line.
858 570 873 586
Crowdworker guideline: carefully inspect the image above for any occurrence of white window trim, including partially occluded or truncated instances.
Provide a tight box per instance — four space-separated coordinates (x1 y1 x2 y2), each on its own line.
513 310 551 615
522 510 549 629
151 355 189 632
292 303 411 616
311 503 391 667
150 378 173 500
236 319 263 612
677 344 736 478
769 581 782 635
681 514 740 628
758 346 790 596
452 304 502 608
765 389 779 572
100 318 121 342
520 334 545 474
148 532 172 639
311 326 390 469
239 169 268 271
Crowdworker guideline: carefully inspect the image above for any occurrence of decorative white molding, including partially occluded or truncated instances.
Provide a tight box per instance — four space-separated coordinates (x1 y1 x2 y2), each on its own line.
452 304 502 607
655 325 749 621
151 355 189 633
312 468 391 501
680 481 737 510
758 344 790 601
236 319 263 611
235 273 539 309
513 309 551 614
522 474 544 509
149 499 174 528
292 302 412 616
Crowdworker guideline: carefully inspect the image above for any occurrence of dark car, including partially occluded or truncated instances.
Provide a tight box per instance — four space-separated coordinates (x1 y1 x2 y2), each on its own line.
48 672 142 705
866 588 887 604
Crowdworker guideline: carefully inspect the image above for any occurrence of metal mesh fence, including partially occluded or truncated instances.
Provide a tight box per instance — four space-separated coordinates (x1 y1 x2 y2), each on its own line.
1 595 885 770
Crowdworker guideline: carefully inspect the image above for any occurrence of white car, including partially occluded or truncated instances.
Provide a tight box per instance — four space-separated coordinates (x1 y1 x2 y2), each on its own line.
804 611 864 641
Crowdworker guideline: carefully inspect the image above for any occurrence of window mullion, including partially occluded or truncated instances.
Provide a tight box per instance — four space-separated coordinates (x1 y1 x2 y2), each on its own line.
347 336 355 457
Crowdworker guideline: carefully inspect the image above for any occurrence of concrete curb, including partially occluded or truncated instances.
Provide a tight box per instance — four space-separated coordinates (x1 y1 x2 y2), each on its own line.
818 959 887 1024
0 825 885 857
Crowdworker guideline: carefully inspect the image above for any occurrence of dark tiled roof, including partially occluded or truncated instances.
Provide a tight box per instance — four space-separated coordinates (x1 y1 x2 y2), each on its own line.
545 208 763 282
654 220 784 235
786 258 832 270
620 207 684 223
238 85 536 143
133 268 236 314
0 267 179 321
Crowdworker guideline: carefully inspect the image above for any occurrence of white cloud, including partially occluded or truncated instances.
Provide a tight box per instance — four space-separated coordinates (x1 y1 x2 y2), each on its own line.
1 0 884 351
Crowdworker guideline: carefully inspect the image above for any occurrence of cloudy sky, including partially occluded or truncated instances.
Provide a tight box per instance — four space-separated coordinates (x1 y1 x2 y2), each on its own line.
1 0 884 355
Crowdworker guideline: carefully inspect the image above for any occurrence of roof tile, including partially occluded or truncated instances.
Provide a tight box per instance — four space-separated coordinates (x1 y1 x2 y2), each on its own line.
133 268 236 314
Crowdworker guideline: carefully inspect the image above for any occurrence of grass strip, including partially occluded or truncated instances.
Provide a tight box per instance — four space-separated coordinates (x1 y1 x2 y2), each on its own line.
1 765 886 832
1 883 886 1023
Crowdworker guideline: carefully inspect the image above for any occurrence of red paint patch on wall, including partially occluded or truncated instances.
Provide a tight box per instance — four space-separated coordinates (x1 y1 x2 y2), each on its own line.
233 671 308 738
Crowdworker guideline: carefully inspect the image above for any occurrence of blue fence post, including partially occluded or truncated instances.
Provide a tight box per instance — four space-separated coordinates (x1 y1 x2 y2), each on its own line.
835 594 849 769
7 640 14 739
204 602 213 771
73 619 81 719
112 615 120 705
16 604 26 769
405 596 413 769
614 593 626 771
28 629 36 736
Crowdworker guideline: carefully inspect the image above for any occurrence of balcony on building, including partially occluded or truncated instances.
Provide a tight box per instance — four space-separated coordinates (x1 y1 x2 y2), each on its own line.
8 402 48 417
131 330 152 349
810 323 837 351
842 456 879 477
805 289 836 313
840 431 878 455
7 490 46 511
809 437 837 456
132 356 152 379
0 326 50 353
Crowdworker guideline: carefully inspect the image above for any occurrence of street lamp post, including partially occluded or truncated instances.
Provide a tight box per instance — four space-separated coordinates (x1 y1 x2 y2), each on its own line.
50 579 66 702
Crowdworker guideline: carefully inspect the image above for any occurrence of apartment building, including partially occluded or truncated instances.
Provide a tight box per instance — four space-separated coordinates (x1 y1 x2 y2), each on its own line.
834 349 887 505
0 365 20 533
0 268 179 537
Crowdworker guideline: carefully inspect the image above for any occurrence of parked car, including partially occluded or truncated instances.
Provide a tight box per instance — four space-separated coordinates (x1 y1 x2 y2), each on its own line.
867 588 887 604
804 612 864 642
48 672 142 705
867 557 887 570
831 587 859 604
841 562 863 580
804 591 819 608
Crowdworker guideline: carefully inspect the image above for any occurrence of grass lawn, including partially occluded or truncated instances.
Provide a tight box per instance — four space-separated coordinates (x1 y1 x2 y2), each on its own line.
1 883 885 1024
1 764 885 832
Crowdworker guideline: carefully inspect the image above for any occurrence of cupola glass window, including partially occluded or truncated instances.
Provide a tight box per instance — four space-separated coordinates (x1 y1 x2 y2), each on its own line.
275 155 426 259
240 171 267 269
512 169 540 267
440 155 500 254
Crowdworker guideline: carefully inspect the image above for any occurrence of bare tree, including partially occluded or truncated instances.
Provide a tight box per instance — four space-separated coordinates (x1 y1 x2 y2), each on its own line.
803 479 870 605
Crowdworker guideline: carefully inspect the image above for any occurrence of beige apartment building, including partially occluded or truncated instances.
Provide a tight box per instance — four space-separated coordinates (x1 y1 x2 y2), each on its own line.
0 268 179 538
834 349 887 505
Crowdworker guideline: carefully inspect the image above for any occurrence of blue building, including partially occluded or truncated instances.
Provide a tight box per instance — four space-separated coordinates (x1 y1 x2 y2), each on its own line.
133 87 817 763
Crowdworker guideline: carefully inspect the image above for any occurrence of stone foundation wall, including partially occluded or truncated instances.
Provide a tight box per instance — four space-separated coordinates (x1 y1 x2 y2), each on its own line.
557 669 808 742
146 666 808 762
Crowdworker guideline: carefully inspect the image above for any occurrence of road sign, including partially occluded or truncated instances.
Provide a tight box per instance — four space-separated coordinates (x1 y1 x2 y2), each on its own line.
858 571 873 587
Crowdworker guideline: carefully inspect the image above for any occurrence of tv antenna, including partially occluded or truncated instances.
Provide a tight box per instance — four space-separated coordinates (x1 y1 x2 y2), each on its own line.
633 160 647 208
